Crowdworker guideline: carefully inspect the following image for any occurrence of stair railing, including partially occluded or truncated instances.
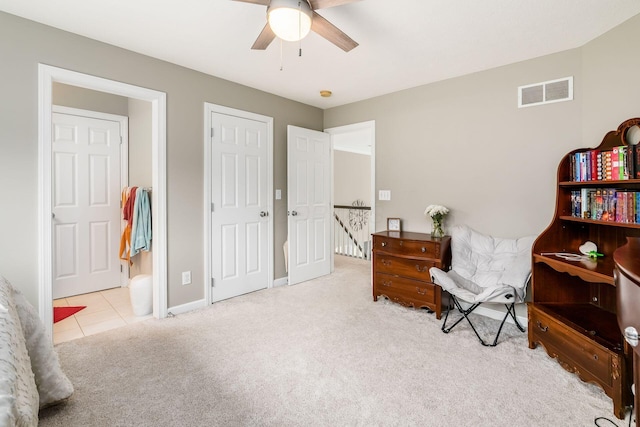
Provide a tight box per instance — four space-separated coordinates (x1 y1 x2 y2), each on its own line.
334 203 371 260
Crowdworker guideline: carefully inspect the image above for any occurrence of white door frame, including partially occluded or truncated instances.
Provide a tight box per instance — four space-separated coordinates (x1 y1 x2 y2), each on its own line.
324 120 376 268
38 64 168 340
52 104 131 288
203 103 274 304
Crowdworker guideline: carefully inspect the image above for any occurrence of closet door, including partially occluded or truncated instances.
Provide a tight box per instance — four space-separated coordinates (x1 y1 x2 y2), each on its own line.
210 112 269 302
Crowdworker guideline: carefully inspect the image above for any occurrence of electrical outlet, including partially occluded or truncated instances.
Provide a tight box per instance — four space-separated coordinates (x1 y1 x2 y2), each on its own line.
181 271 191 285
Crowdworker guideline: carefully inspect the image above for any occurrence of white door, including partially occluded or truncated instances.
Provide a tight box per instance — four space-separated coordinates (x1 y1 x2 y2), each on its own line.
52 111 123 299
287 125 331 285
211 112 269 302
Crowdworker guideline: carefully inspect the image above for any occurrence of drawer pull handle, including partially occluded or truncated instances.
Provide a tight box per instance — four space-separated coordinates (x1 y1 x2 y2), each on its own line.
382 260 392 266
416 265 429 272
382 281 392 287
416 287 427 295
625 326 639 347
592 354 599 361
421 247 426 253
381 242 387 247
536 321 549 332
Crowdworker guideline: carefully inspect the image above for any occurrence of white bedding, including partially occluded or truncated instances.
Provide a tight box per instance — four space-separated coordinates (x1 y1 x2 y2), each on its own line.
0 276 74 426
0 278 39 427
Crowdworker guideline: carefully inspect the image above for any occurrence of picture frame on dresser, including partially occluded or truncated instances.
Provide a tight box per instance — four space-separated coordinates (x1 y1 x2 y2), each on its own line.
387 218 401 231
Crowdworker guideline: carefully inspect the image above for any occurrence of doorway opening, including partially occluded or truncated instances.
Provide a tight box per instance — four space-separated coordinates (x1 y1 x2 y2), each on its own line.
325 121 376 265
38 64 167 341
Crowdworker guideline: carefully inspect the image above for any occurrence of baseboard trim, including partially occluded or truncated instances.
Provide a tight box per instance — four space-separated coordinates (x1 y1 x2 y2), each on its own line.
168 298 207 316
273 277 288 287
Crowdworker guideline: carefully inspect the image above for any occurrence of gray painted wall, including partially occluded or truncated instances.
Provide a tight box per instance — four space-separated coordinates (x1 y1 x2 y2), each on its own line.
128 98 153 278
325 49 583 239
0 11 323 308
324 13 640 242
582 13 640 142
334 151 371 206
53 82 129 116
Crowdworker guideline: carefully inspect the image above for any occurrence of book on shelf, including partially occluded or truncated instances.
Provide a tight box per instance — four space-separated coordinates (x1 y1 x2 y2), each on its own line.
570 188 638 224
606 189 616 221
604 151 613 180
571 190 581 218
571 146 638 182
629 144 640 179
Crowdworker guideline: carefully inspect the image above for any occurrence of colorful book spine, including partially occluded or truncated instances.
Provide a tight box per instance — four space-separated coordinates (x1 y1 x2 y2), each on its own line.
604 151 613 181
631 144 640 180
619 146 627 180
612 147 620 180
616 191 624 222
581 188 589 218
593 189 602 220
625 145 635 180
606 189 616 221
571 190 580 217
590 150 598 181
597 151 603 181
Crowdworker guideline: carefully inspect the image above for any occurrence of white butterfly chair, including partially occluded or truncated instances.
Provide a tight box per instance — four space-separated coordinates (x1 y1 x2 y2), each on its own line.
429 225 535 346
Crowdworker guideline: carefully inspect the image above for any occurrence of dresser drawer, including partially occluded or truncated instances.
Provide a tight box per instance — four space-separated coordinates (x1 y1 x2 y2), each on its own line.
375 255 435 281
374 273 435 303
374 237 438 259
530 306 613 386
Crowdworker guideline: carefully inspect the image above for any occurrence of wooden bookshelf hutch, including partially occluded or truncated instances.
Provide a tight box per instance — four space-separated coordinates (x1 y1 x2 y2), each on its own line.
528 118 640 419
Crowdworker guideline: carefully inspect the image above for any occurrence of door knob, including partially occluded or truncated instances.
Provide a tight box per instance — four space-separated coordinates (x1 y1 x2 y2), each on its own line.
260 211 268 217
291 211 298 216
624 326 638 347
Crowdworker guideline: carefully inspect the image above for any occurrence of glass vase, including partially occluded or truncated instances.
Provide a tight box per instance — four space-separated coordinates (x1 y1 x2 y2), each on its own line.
431 218 445 238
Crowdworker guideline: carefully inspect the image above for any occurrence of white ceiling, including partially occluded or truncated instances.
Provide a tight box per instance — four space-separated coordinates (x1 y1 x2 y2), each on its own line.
2 0 640 109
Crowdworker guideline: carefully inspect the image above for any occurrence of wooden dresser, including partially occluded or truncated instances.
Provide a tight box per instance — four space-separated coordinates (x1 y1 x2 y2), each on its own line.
615 237 640 427
372 231 451 319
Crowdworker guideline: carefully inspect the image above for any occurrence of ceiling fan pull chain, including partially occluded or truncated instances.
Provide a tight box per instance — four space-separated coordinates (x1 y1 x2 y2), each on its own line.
280 38 284 71
298 1 303 57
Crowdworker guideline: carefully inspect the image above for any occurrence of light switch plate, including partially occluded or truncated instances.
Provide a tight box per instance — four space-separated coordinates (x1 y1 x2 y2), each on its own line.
379 190 391 201
275 189 282 200
181 271 191 285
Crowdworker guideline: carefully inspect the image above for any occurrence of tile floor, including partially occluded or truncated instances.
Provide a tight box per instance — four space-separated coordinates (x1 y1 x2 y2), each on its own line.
53 287 152 345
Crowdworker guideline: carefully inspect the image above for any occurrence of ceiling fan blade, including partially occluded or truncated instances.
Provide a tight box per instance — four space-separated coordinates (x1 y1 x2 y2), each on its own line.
310 11 358 52
232 0 270 5
251 23 277 50
308 0 360 10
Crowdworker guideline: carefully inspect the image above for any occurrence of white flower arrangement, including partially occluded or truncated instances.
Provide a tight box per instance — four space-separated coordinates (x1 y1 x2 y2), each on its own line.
424 204 449 221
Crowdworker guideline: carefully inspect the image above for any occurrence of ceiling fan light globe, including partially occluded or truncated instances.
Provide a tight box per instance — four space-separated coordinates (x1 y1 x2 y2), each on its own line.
267 0 313 42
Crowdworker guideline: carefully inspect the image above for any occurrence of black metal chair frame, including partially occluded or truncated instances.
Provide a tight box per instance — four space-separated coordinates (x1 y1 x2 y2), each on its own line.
441 294 525 347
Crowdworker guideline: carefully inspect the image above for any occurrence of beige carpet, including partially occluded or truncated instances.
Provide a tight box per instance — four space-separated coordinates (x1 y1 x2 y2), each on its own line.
39 256 627 426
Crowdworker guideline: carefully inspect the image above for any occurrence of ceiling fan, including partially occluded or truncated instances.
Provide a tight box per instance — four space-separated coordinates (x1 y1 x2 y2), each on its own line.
233 0 360 52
